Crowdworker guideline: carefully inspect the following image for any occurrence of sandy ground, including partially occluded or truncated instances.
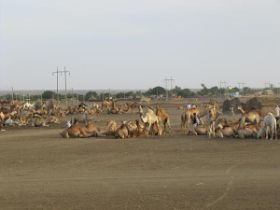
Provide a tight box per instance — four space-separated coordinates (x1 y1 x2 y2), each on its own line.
1 127 280 210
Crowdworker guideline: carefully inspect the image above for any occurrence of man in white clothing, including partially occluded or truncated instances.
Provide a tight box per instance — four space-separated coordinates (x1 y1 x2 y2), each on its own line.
276 105 280 120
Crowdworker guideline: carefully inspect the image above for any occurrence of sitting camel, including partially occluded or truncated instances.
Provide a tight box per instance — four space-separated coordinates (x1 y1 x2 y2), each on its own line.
257 113 277 140
238 124 259 139
215 123 237 138
135 120 149 137
106 120 118 136
115 121 130 139
61 119 102 138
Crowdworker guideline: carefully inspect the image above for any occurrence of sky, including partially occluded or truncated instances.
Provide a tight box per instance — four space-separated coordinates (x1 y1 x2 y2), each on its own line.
0 0 280 90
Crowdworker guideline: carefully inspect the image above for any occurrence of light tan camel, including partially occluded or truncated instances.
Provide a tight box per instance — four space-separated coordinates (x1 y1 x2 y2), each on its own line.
257 113 277 140
138 105 159 132
215 123 237 138
205 105 219 138
115 121 130 139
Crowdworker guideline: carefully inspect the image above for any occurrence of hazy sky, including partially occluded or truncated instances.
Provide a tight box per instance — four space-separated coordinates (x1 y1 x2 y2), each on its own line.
1 0 280 90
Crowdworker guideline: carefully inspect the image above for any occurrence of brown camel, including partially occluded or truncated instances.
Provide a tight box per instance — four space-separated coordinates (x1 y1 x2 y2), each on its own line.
181 107 199 135
155 105 171 131
106 120 118 136
61 119 101 138
238 105 261 126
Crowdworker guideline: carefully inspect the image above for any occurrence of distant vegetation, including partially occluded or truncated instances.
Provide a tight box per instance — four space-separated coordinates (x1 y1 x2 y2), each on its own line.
0 84 278 101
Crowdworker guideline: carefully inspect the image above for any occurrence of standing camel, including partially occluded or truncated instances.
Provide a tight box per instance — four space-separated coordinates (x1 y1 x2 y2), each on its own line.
155 105 171 132
181 107 199 135
257 113 277 140
138 105 159 132
238 105 261 126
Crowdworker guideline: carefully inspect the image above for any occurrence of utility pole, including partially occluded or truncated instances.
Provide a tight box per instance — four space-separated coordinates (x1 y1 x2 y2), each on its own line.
237 82 245 90
164 77 169 101
170 76 175 91
52 67 59 99
164 76 175 101
219 81 227 98
63 66 70 97
52 66 70 102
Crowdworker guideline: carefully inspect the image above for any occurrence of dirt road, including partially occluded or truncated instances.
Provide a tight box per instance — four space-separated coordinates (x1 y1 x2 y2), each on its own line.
1 128 280 210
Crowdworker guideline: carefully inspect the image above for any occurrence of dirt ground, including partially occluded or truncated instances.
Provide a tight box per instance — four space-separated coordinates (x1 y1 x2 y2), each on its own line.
1 100 280 210
1 127 280 210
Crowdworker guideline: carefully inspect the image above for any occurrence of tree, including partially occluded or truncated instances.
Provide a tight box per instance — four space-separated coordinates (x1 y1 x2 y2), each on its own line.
85 91 99 101
209 86 220 95
42 91 56 100
171 86 182 95
197 83 209 96
177 88 195 97
242 87 253 95
145 86 166 96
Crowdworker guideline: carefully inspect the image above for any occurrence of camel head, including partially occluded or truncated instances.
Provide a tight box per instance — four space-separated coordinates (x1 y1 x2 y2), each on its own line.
208 107 216 118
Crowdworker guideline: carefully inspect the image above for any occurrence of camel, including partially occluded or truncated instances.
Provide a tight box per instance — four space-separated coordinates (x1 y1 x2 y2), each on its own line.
181 107 199 135
138 105 159 132
109 101 121 114
151 122 163 136
195 125 207 135
257 113 277 140
115 121 129 139
101 100 113 111
155 105 171 131
106 120 118 136
127 102 140 113
135 120 149 137
0 112 5 122
204 105 219 138
238 105 261 126
23 102 34 110
238 124 259 139
61 119 101 138
215 123 237 138
115 120 150 139
125 121 139 137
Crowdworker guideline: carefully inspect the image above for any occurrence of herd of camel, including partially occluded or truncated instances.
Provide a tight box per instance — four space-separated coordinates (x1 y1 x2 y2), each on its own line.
60 100 279 140
0 99 278 140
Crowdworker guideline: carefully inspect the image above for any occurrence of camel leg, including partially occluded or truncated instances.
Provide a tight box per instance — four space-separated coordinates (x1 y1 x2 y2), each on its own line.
266 126 269 140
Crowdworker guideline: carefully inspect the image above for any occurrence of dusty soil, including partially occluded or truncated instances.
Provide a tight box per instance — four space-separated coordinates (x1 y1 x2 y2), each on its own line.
1 127 280 210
